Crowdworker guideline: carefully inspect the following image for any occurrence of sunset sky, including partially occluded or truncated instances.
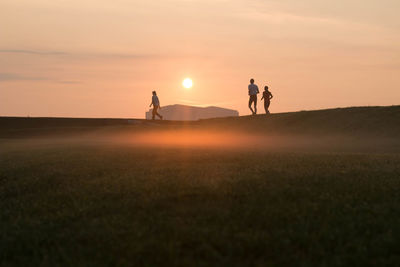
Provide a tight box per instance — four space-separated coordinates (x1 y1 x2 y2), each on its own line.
1 0 399 118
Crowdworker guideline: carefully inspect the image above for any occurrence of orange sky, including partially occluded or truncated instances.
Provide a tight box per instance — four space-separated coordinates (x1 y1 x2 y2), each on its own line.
1 0 399 118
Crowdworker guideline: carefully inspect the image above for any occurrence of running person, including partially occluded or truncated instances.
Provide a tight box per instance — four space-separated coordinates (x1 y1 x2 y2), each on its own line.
248 79 259 115
261 86 273 114
149 91 163 120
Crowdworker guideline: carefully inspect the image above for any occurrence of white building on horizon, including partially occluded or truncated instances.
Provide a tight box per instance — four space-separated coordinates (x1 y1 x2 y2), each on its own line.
146 104 239 121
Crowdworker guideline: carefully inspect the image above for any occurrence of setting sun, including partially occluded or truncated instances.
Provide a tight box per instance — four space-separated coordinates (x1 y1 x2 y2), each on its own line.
183 78 193 89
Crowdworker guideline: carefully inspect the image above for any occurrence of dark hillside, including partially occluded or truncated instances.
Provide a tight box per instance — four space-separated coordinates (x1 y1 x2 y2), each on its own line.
1 106 399 138
199 106 400 137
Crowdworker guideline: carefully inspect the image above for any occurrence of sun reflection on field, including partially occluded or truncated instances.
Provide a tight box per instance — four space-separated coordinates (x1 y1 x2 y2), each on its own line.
130 130 253 148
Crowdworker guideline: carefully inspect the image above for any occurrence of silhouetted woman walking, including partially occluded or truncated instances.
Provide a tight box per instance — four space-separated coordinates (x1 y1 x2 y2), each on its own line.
261 86 273 114
149 91 163 120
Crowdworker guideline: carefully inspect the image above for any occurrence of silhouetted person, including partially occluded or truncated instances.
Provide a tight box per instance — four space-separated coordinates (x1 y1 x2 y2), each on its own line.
248 78 259 115
149 91 163 120
261 86 273 114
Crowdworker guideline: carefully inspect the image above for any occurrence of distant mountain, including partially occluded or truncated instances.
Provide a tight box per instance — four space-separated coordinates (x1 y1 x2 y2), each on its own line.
146 104 239 121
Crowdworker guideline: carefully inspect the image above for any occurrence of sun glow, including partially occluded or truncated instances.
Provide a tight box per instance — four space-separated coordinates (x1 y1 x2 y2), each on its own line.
182 78 193 89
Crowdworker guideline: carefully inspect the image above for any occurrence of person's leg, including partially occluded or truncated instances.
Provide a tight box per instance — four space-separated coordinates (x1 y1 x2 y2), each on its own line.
254 97 257 114
152 106 156 120
248 97 255 114
265 101 270 114
153 106 162 119
156 109 162 119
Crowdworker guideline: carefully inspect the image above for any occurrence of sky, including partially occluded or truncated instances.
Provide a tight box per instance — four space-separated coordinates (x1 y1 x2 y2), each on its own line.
1 0 399 118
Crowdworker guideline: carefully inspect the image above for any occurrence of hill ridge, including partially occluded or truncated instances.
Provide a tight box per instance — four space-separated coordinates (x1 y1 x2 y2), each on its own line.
1 105 399 138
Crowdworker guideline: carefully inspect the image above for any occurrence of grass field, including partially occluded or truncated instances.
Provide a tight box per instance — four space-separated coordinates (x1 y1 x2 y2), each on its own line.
1 106 400 266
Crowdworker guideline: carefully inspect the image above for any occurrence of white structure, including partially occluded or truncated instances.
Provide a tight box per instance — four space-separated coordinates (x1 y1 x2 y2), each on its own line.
146 104 239 121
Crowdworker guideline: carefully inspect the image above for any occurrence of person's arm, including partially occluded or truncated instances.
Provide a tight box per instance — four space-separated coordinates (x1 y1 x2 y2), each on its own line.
269 92 273 100
261 94 264 101
149 101 153 107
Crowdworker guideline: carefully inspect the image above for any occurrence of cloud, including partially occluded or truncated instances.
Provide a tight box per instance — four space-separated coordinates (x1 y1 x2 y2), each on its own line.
0 49 68 55
238 0 400 33
57 80 82 84
103 53 160 59
0 73 83 84
0 73 47 82
0 49 160 60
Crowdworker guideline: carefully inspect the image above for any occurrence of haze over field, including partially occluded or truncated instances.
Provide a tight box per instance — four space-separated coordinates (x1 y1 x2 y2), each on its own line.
2 106 399 152
1 0 400 118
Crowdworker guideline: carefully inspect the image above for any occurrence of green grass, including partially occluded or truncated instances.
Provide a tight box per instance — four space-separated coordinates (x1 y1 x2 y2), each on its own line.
1 142 400 266
1 106 399 266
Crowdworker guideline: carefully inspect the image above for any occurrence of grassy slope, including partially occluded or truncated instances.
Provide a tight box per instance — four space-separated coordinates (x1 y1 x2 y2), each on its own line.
199 105 400 136
1 106 400 266
1 105 400 137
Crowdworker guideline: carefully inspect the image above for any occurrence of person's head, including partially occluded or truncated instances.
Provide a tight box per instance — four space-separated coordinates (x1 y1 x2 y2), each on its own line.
264 86 269 91
152 91 157 95
250 79 254 84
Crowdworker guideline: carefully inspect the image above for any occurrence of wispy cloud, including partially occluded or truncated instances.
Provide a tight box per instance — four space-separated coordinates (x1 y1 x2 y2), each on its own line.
236 9 352 28
103 53 160 59
0 49 160 59
0 73 83 84
57 80 82 84
0 49 68 55
0 73 47 82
